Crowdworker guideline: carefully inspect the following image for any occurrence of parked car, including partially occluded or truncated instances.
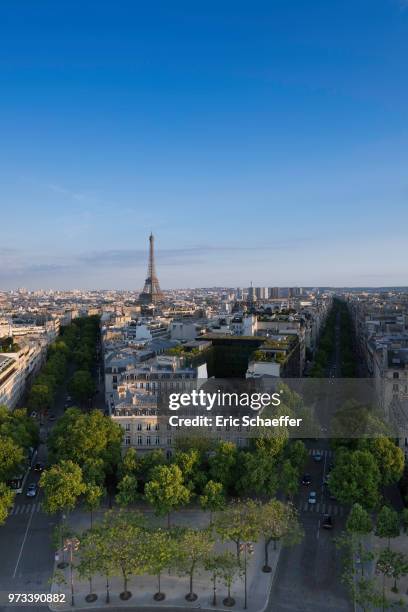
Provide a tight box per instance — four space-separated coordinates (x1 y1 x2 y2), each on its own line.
33 462 44 473
301 473 312 486
30 411 38 419
26 483 38 498
48 414 56 421
308 491 317 504
322 514 334 529
313 451 323 462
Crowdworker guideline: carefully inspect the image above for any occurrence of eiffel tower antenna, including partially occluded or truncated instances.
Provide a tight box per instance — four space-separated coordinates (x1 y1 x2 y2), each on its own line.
139 233 164 304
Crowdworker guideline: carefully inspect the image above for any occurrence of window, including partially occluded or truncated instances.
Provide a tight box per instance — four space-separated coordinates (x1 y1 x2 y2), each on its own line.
125 423 130 432
125 436 131 446
146 423 151 431
167 437 172 446
393 372 399 379
137 435 142 445
146 436 151 446
155 423 160 430
155 436 160 445
137 423 142 431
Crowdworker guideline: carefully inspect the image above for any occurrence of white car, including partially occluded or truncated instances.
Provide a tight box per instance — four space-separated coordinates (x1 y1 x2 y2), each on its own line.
308 491 317 504
30 411 38 419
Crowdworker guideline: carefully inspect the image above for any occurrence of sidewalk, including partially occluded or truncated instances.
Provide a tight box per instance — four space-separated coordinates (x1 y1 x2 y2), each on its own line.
49 508 281 612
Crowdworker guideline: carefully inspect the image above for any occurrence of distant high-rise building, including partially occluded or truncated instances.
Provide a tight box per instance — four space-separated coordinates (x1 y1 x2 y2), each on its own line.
269 287 280 298
139 233 164 304
255 287 268 299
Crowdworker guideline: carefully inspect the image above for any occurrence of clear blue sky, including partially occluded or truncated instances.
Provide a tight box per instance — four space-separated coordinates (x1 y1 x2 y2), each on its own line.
1 0 407 289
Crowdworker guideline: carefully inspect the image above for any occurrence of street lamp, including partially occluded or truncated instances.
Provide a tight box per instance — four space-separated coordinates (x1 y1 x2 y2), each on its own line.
239 542 254 610
63 536 80 607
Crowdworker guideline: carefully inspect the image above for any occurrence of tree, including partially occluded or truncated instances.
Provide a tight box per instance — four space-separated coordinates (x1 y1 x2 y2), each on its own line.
88 524 116 604
208 442 238 492
214 499 261 559
211 551 242 607
175 528 214 601
0 482 14 525
84 483 104 528
103 510 146 600
40 460 86 515
48 409 123 480
375 506 400 551
68 370 96 407
144 528 176 600
378 550 408 593
279 460 299 500
0 435 24 482
328 449 381 510
76 529 101 602
235 449 278 498
346 504 373 577
199 480 225 525
144 464 190 527
28 384 53 422
368 437 404 486
257 500 302 571
116 474 139 507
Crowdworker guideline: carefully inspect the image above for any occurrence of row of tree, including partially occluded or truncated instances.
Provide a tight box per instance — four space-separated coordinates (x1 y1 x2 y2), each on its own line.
56 499 302 605
341 502 408 609
0 405 39 524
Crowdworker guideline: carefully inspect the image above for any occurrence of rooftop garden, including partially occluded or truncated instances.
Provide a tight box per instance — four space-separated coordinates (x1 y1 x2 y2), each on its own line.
0 337 20 353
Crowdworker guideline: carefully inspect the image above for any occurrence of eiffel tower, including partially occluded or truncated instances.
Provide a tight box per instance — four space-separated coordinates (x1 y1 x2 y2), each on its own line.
139 233 164 304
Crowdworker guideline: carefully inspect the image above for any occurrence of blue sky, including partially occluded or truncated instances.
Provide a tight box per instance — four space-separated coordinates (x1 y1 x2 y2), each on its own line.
1 0 407 289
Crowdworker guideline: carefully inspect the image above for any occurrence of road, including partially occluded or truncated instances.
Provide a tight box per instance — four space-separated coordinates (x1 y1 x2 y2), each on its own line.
0 371 77 612
268 304 352 612
268 443 351 612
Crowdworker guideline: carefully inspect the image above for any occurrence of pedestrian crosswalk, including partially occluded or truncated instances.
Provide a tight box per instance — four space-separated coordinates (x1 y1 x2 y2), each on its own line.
8 502 42 517
309 448 333 458
300 501 344 516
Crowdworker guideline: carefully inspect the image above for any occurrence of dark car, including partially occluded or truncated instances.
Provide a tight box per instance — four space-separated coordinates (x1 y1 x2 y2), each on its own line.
301 473 312 486
322 514 334 529
48 414 56 421
33 462 44 472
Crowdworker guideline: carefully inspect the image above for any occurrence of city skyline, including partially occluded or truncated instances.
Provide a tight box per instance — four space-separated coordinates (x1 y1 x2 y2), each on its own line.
1 1 408 289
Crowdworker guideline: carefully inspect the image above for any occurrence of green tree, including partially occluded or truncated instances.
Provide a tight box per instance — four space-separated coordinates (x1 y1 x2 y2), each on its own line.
84 483 104 528
208 442 238 492
328 449 381 510
0 482 15 525
375 506 400 551
76 529 101 600
40 460 86 515
144 528 176 600
279 459 299 500
28 384 53 422
199 480 225 525
68 370 96 407
102 509 146 599
175 528 214 602
0 435 24 482
145 464 190 527
257 500 302 571
217 551 242 607
346 504 373 577
214 499 261 559
48 409 123 480
116 474 139 507
368 437 404 486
